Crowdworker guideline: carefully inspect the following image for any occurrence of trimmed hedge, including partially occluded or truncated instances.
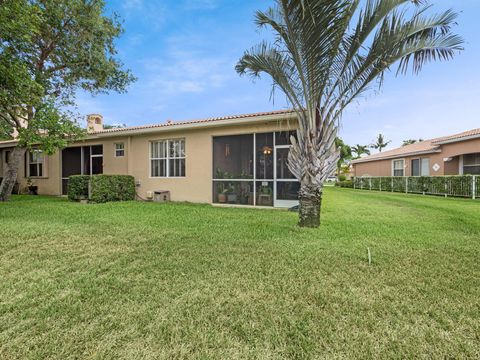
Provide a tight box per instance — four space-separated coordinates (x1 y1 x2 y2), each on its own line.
336 180 353 188
353 175 478 199
68 175 90 201
90 175 135 203
68 175 135 203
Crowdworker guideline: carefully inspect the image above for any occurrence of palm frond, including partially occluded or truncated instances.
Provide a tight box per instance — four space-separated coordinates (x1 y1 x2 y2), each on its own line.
236 0 463 194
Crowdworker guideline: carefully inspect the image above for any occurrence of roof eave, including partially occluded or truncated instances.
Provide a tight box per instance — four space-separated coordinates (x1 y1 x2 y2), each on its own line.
0 140 18 149
352 149 441 164
88 112 297 138
432 133 480 145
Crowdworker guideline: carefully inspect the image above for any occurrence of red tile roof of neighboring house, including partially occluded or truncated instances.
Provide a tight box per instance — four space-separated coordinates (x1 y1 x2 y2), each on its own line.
352 127 480 164
431 127 480 144
92 109 297 134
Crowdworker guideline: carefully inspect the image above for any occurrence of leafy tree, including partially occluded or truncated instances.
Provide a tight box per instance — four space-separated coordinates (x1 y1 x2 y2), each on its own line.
402 138 424 146
352 144 371 159
335 137 352 175
236 0 462 227
103 123 127 130
0 0 135 201
371 133 391 152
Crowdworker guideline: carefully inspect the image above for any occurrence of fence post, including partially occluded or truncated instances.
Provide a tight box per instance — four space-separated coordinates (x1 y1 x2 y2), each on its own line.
444 181 448 198
379 178 382 192
353 177 356 189
369 178 372 191
391 178 394 192
473 176 476 200
405 177 408 194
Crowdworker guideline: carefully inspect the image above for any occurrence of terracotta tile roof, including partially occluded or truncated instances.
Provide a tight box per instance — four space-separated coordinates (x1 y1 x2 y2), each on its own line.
431 128 480 144
92 109 296 134
352 127 480 164
352 140 440 164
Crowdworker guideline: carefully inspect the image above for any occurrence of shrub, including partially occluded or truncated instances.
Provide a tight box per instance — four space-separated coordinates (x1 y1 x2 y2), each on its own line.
336 180 353 188
68 175 90 201
89 175 135 203
351 175 478 198
338 174 347 182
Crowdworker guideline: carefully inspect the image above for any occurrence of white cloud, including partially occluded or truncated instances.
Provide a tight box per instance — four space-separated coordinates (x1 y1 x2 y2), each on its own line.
183 0 219 10
141 34 235 95
122 0 143 10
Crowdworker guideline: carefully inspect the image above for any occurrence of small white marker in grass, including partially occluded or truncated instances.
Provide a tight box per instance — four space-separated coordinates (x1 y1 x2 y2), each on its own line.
367 247 372 265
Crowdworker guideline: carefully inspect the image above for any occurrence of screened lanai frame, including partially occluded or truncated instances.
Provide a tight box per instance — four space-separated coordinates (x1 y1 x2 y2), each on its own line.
212 131 299 207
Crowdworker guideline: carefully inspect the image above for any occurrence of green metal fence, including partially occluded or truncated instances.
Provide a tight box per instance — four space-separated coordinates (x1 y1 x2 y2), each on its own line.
353 175 478 199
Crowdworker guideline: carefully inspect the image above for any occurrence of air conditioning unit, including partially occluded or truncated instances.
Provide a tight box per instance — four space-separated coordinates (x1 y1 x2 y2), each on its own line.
153 190 170 203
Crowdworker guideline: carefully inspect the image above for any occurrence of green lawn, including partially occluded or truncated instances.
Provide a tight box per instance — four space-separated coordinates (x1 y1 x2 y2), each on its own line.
0 188 479 359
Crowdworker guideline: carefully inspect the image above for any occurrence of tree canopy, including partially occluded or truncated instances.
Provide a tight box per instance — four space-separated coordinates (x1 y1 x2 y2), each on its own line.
0 0 135 200
0 0 135 152
402 138 424 146
371 133 391 152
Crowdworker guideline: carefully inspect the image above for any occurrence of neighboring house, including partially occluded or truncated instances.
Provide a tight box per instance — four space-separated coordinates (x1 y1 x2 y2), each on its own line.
0 110 301 208
352 128 480 177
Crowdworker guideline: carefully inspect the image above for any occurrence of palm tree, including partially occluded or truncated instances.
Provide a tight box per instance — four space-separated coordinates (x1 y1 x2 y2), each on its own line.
335 137 352 175
236 0 462 227
371 134 391 152
352 144 371 159
402 138 424 146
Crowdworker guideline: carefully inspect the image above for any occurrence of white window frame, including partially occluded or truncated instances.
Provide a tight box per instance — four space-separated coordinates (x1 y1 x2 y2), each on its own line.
391 159 405 177
114 143 125 157
150 138 186 178
27 150 46 178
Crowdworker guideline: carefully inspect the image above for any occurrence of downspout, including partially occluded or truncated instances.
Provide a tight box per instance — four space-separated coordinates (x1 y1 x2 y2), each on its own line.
127 136 132 175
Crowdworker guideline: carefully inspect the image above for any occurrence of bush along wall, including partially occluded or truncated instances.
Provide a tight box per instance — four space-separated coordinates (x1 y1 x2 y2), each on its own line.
68 175 90 201
336 180 353 188
68 175 135 203
353 175 479 199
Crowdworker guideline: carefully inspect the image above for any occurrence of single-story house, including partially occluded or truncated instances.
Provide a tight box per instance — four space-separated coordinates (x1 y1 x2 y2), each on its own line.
352 128 480 177
0 110 302 208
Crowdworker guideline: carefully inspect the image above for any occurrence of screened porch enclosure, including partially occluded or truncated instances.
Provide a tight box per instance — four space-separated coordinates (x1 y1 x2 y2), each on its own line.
212 132 299 207
61 145 103 195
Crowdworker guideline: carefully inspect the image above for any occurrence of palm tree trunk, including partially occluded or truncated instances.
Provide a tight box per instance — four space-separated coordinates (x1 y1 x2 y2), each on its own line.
298 183 322 228
0 146 26 201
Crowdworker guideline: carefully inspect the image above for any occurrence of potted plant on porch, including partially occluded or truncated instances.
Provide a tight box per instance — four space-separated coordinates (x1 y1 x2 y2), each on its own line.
26 177 38 195
217 187 228 203
226 183 237 203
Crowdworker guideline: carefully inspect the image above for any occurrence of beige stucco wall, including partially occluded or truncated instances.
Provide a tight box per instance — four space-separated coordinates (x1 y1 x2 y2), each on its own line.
130 120 296 203
11 118 296 202
353 137 480 177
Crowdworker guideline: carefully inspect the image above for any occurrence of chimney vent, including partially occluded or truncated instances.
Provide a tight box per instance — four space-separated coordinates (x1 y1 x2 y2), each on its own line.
87 114 103 133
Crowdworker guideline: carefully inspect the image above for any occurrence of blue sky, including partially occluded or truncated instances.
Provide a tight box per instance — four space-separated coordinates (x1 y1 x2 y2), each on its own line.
76 0 479 151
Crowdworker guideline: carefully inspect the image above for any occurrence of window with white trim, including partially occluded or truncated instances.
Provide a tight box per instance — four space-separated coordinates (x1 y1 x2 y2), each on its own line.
392 159 404 177
150 139 185 177
114 143 125 157
28 150 45 177
463 153 480 175
411 158 430 176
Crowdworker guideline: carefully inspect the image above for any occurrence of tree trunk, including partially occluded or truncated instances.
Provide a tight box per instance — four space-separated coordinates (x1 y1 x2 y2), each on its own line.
298 183 322 228
0 146 26 201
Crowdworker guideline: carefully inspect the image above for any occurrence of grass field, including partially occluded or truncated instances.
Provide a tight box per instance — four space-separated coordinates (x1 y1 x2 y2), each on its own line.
0 188 479 359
